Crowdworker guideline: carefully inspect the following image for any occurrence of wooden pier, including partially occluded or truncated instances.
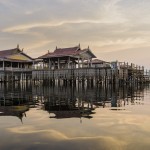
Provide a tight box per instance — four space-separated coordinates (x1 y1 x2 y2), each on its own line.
32 65 145 86
0 45 149 85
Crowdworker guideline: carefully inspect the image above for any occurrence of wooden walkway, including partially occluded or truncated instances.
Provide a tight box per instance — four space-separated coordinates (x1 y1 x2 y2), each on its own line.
0 65 148 86
32 67 145 86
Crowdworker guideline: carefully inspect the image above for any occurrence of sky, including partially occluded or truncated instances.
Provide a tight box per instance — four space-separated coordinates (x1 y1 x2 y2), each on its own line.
0 0 150 69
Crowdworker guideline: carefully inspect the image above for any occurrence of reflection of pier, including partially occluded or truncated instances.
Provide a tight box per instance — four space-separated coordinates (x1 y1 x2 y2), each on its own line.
33 83 145 119
0 83 32 122
45 99 95 119
0 82 145 121
49 110 94 119
0 83 33 106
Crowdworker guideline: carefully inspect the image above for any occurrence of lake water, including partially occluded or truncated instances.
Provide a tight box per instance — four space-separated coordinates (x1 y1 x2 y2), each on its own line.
0 82 150 150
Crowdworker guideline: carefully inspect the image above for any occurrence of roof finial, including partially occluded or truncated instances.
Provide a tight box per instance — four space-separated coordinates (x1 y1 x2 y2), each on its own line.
56 46 57 50
79 43 80 48
17 44 19 49
48 50 50 53
88 45 89 50
22 48 24 52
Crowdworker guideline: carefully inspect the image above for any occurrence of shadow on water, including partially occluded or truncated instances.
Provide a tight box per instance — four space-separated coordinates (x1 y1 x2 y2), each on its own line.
0 82 147 120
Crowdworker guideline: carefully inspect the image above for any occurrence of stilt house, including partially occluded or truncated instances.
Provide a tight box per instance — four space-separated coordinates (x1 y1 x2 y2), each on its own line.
0 45 33 82
38 44 96 69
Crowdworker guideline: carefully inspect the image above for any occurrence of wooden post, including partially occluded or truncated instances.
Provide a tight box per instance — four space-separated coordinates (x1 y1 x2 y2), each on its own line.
18 62 19 69
90 58 92 68
81 58 84 68
87 59 89 68
3 60 4 70
53 60 55 69
78 57 80 68
58 58 60 69
49 59 51 69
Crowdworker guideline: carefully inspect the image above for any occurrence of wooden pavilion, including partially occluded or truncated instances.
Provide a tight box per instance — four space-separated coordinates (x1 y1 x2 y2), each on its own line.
0 45 33 82
38 44 96 69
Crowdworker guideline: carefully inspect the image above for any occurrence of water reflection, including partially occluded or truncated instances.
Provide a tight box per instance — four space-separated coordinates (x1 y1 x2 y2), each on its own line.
0 82 145 120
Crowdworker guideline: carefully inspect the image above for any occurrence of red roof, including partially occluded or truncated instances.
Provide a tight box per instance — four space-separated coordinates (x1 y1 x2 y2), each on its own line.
54 46 79 54
38 45 96 59
39 46 80 59
38 52 53 59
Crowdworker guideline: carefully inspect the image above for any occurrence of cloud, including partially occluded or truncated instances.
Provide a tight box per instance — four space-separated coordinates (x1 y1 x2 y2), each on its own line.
1 0 126 31
26 40 53 50
0 0 150 68
2 20 103 33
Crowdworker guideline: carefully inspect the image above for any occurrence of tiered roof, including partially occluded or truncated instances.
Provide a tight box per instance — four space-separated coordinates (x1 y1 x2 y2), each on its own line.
0 46 33 62
39 45 96 59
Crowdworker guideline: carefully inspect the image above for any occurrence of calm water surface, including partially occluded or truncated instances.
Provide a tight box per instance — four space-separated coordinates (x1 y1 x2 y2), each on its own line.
0 83 150 150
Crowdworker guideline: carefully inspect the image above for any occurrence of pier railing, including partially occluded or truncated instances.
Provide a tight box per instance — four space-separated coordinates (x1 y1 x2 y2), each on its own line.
0 67 32 72
32 67 114 80
0 66 147 83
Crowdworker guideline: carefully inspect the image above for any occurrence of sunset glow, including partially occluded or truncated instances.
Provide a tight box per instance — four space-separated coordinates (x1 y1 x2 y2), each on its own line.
0 0 150 68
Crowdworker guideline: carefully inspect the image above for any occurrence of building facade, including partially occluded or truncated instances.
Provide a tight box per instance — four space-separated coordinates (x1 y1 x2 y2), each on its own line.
0 45 33 82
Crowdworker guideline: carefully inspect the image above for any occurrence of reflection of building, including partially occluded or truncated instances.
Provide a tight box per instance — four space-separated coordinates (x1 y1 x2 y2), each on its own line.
0 83 33 122
0 82 145 121
0 82 35 122
41 86 95 119
33 84 145 119
0 106 28 122
49 109 94 119
0 82 33 106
